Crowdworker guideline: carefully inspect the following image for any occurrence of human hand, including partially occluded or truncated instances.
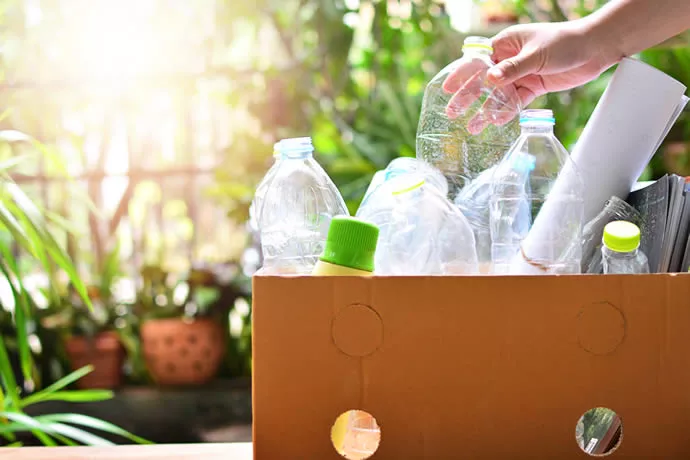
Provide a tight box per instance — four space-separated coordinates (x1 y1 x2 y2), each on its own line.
443 20 620 127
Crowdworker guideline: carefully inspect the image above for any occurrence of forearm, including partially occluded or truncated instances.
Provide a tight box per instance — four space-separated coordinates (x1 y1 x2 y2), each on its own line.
581 0 690 60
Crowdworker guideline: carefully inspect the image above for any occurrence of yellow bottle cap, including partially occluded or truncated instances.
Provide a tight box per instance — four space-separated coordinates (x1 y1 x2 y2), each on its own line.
603 221 641 253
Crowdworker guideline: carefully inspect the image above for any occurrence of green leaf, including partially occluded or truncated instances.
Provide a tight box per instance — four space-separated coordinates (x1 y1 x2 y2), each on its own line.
0 412 46 433
2 182 91 309
19 366 95 408
0 412 115 446
0 244 33 385
20 390 112 408
0 333 20 410
37 414 152 445
31 429 57 446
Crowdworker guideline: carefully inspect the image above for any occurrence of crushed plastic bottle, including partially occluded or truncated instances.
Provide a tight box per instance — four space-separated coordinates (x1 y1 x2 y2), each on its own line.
416 36 521 199
601 221 650 274
249 142 281 233
361 157 448 208
258 137 349 274
490 109 584 274
356 171 478 275
454 164 498 272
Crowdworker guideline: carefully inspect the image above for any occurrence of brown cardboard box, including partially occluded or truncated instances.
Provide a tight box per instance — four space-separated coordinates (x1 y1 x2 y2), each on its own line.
252 274 690 459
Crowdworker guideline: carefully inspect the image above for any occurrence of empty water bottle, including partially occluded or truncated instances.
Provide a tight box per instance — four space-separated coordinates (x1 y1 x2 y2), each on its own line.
490 109 584 274
416 36 521 199
249 142 281 233
602 221 650 274
258 137 349 274
357 172 478 275
454 164 498 272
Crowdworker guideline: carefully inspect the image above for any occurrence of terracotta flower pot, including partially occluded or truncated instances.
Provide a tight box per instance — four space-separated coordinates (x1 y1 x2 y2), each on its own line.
64 331 124 389
141 318 225 386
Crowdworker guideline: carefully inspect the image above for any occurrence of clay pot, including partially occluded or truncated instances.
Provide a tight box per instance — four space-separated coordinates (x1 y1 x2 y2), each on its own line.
141 318 225 386
64 331 124 389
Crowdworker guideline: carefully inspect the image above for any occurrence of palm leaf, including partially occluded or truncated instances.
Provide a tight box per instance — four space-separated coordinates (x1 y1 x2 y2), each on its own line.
0 412 116 446
37 413 152 445
20 390 113 408
0 245 33 385
0 331 20 410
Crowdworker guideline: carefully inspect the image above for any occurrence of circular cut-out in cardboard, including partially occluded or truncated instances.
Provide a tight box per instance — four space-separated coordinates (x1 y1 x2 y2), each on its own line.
576 407 622 456
331 410 381 460
332 304 383 357
576 302 626 355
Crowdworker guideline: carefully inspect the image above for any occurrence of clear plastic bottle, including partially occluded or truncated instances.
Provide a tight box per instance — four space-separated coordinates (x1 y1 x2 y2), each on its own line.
416 36 521 199
490 109 584 274
454 164 500 272
601 221 650 274
356 172 478 275
258 137 349 274
360 157 448 208
249 142 282 233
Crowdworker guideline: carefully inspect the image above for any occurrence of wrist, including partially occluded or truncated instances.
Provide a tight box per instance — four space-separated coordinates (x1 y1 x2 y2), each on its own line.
578 11 626 66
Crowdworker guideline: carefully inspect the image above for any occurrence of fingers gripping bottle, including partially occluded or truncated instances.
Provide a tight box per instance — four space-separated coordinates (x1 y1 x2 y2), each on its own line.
416 36 521 200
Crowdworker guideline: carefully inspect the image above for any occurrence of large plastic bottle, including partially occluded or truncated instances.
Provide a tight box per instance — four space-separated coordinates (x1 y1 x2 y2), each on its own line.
601 221 650 274
313 216 381 460
258 137 349 274
249 141 281 233
416 36 521 200
490 109 584 274
357 172 478 275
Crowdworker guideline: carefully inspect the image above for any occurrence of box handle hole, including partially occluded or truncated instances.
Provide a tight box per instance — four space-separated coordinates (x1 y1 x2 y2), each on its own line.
331 410 381 459
576 407 622 456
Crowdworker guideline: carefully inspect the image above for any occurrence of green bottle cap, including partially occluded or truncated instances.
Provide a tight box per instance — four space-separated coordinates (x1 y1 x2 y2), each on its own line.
320 216 379 272
603 221 641 253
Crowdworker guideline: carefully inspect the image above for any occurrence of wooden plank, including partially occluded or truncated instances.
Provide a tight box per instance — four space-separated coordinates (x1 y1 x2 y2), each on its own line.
0 443 253 460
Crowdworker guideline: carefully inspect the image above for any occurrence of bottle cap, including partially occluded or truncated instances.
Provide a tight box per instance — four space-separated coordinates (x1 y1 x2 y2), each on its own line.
462 36 493 53
520 109 555 125
320 216 379 272
277 137 314 159
603 221 641 253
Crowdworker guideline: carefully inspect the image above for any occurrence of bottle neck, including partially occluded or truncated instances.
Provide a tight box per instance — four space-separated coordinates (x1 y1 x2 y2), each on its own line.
520 124 554 135
603 246 638 258
280 150 313 160
462 50 491 59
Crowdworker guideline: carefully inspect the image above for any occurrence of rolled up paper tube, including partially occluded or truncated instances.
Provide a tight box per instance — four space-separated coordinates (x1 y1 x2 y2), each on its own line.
510 58 688 275
571 58 687 223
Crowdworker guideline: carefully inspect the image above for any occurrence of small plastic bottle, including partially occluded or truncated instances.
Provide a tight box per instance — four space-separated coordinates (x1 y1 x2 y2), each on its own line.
602 221 650 274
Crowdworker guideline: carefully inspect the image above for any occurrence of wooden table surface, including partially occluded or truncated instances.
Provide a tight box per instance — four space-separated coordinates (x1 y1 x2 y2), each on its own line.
0 443 253 459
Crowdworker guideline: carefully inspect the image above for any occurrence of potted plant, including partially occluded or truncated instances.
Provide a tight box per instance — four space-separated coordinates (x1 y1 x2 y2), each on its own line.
137 263 244 386
42 245 126 390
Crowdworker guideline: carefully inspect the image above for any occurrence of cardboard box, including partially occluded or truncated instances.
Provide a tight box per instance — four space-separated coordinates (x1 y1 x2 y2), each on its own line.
252 274 690 459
